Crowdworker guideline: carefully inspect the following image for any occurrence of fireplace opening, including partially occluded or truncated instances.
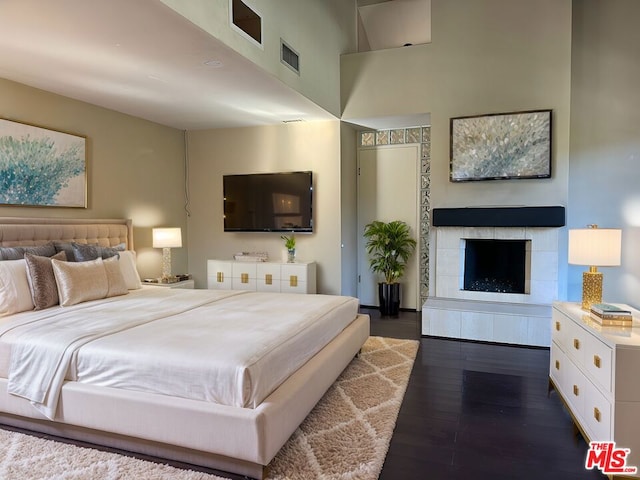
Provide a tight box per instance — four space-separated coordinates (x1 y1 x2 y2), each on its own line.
463 239 530 294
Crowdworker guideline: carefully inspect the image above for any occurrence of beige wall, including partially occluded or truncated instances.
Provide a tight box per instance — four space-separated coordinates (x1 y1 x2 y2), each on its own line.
186 121 344 293
0 78 187 279
160 0 356 118
341 0 573 298
342 0 572 209
568 0 640 308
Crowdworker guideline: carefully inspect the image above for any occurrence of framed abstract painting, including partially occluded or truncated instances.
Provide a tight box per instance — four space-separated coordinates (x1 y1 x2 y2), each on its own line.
0 118 86 207
450 109 552 182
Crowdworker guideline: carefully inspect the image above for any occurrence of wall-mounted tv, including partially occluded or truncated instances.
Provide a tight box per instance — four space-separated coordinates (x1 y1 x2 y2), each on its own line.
223 171 313 232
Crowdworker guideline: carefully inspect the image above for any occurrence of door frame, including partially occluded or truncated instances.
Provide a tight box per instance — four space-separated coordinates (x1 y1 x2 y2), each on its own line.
356 143 421 310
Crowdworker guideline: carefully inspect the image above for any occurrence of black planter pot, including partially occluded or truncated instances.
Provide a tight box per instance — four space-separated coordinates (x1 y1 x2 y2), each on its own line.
378 283 400 317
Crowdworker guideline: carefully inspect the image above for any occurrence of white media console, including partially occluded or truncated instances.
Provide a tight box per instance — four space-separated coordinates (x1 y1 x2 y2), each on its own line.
207 260 316 294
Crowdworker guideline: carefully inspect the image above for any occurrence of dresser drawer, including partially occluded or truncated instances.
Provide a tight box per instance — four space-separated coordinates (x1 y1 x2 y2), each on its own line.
564 359 586 416
564 317 587 367
583 333 613 394
281 264 312 293
583 379 612 441
232 276 256 290
280 276 308 294
232 263 257 279
550 341 567 394
207 260 233 289
256 263 281 292
208 275 232 289
551 309 569 349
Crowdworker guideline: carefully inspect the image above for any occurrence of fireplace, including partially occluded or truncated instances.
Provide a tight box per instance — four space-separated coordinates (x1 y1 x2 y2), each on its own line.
423 206 565 347
462 239 530 294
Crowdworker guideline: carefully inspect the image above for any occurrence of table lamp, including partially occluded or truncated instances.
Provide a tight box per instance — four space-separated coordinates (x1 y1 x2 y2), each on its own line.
152 227 182 282
568 225 621 310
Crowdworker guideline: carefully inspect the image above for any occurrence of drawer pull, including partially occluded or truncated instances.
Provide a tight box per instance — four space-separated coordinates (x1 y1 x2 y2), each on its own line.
573 338 580 350
573 385 579 396
555 360 560 370
593 355 601 368
594 407 601 422
289 275 298 287
216 272 224 283
555 321 561 331
241 273 249 284
265 274 272 285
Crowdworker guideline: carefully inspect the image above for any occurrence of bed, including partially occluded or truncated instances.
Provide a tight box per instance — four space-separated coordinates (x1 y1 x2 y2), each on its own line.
0 217 370 479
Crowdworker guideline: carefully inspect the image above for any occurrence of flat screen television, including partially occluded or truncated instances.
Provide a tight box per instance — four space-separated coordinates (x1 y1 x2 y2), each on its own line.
223 171 313 232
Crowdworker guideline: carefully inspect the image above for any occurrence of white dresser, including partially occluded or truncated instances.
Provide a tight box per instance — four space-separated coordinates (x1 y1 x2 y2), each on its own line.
550 302 640 476
207 260 317 294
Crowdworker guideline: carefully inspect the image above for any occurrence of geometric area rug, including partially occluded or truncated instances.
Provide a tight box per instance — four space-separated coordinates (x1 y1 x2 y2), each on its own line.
0 336 419 480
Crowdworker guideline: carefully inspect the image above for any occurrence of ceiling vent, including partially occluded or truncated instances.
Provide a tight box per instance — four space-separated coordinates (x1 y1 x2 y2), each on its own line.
281 40 300 74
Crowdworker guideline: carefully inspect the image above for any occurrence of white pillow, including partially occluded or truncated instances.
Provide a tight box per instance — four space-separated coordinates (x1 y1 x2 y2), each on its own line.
0 260 35 316
118 250 142 290
52 258 109 306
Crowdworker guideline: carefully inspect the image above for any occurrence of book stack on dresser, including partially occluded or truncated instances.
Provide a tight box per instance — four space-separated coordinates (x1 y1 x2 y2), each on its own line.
590 303 632 326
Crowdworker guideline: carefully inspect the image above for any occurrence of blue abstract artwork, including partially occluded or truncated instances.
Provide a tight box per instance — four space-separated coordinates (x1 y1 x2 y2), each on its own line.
0 119 86 207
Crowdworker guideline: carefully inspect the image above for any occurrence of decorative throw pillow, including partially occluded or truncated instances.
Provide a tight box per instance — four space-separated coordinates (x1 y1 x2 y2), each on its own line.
0 259 35 315
70 242 125 262
53 242 77 262
52 257 109 306
118 250 142 290
24 251 67 310
100 243 125 259
0 243 56 260
71 243 101 262
103 256 128 298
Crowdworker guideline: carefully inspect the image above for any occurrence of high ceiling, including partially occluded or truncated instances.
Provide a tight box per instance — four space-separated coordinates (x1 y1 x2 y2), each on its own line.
0 0 336 130
358 0 431 51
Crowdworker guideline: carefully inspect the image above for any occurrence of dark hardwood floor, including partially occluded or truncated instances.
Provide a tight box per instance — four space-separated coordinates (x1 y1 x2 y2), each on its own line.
366 307 606 480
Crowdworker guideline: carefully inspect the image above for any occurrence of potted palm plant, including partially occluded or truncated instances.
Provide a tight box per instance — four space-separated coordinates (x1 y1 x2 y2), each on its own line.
363 220 417 316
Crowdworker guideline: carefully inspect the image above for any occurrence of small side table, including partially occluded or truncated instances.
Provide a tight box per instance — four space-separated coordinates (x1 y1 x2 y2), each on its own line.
143 279 195 289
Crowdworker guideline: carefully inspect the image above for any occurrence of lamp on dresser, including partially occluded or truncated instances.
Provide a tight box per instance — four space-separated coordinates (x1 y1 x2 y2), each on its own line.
152 227 182 283
568 224 621 311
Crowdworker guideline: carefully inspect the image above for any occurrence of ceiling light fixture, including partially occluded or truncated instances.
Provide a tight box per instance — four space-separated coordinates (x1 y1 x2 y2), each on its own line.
204 60 224 68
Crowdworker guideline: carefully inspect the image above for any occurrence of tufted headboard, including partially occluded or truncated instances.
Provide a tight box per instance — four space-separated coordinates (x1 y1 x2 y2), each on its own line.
0 217 133 250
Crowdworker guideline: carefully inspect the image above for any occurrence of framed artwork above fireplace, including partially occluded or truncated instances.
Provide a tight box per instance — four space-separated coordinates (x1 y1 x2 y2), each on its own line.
449 109 552 182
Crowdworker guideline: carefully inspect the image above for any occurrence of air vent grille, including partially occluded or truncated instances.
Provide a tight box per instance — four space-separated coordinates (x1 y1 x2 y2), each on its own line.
281 40 300 74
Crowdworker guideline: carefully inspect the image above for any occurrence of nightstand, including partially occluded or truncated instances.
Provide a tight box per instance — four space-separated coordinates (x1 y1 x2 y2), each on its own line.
143 279 195 289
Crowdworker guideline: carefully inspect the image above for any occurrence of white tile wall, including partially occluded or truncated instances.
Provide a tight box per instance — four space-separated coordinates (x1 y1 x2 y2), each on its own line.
425 226 559 346
427 309 462 338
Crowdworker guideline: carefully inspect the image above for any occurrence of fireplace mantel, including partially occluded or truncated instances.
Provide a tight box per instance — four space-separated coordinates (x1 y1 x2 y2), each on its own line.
432 206 565 227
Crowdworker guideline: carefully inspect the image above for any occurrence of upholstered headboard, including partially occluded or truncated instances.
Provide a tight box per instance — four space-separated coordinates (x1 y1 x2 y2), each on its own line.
0 217 133 250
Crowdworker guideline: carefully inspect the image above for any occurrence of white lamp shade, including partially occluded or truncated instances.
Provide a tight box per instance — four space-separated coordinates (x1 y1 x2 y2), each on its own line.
568 228 621 266
152 228 182 248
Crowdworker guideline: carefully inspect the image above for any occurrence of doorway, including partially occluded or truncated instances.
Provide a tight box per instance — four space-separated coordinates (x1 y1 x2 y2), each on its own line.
357 144 420 309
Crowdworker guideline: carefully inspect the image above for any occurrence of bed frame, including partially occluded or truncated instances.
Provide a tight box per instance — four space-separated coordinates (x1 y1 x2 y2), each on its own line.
0 217 370 479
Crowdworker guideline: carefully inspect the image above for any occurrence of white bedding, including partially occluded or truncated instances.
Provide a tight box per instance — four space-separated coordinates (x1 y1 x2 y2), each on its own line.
0 288 359 420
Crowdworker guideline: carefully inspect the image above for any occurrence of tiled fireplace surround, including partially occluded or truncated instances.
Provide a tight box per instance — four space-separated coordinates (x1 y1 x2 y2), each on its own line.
422 224 560 347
